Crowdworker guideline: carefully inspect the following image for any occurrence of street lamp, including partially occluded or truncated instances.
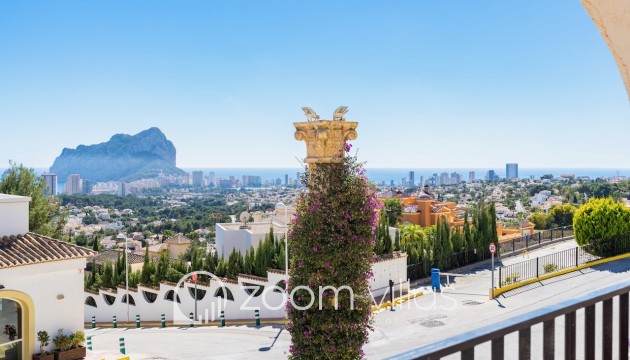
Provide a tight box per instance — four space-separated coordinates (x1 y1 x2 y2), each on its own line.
275 202 289 277
125 237 129 323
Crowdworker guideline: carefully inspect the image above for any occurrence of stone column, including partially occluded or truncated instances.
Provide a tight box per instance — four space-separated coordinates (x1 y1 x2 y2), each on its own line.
293 119 358 176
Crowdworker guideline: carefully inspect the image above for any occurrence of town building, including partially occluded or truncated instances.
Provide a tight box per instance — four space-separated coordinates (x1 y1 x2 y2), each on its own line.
485 170 497 181
66 173 81 195
378 187 464 228
215 207 293 258
506 163 519 179
191 171 204 187
41 173 57 195
143 233 192 260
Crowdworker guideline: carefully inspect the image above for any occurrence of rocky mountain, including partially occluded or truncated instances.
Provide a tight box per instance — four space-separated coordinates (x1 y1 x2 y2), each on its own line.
50 127 186 182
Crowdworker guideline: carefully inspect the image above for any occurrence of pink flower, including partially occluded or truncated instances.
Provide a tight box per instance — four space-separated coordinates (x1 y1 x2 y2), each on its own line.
344 143 352 152
312 246 318 253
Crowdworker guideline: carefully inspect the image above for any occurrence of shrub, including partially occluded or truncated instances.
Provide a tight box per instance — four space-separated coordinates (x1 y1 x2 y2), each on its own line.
286 149 378 359
37 330 50 354
503 273 520 286
71 331 85 349
543 263 558 274
53 329 72 352
573 198 630 256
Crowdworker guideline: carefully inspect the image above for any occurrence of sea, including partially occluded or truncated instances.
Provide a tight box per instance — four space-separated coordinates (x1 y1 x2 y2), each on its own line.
3 168 628 189
181 168 630 185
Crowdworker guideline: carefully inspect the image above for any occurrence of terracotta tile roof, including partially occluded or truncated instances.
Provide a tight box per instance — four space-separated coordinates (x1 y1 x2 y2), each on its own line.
0 233 95 269
148 243 169 253
94 249 144 265
164 233 192 245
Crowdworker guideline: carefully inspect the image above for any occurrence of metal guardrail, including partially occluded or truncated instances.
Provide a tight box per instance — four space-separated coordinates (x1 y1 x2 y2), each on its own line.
499 226 573 256
499 246 599 287
388 281 630 360
499 235 630 288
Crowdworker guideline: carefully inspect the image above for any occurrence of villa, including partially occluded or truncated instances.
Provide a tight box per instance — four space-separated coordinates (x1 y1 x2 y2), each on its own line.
0 194 94 359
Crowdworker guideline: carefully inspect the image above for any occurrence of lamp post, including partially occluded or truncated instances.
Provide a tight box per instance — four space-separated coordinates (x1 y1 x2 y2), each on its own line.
125 237 129 323
275 202 289 277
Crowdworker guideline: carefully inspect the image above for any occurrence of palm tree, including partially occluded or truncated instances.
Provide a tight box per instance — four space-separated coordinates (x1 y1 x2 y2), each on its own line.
401 224 424 248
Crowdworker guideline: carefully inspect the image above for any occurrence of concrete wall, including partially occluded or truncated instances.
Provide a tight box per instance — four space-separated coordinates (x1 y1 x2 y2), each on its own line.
2 258 87 354
85 255 409 322
369 252 409 297
0 195 30 237
215 223 283 258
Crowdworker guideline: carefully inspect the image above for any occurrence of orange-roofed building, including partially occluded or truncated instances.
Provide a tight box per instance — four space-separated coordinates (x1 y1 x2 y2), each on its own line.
378 187 464 228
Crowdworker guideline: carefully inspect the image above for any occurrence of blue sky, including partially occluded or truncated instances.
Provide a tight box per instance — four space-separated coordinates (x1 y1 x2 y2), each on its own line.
0 1 628 169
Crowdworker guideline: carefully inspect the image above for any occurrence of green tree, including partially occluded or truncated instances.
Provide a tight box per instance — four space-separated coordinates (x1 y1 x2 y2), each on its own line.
573 198 630 255
382 198 403 226
394 229 401 252
140 246 154 285
0 162 67 238
433 216 452 269
400 223 424 248
527 213 548 230
547 204 576 228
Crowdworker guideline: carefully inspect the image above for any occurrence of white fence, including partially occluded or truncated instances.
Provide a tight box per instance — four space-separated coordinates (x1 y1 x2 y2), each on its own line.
84 254 408 323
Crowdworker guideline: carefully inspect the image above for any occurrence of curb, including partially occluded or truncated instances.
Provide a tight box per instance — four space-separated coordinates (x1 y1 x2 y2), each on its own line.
85 319 288 328
494 251 630 297
371 291 423 312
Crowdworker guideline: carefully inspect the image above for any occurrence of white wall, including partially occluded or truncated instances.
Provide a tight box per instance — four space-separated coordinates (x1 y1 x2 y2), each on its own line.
0 194 30 237
85 270 289 323
215 223 280 259
215 224 251 258
369 252 409 297
85 256 409 322
2 258 87 353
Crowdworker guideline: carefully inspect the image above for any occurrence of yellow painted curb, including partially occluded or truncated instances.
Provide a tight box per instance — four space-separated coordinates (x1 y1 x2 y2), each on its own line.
494 252 630 297
85 319 288 328
371 291 423 312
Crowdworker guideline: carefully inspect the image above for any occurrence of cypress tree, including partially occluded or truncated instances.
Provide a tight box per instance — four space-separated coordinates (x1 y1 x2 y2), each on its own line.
394 228 401 252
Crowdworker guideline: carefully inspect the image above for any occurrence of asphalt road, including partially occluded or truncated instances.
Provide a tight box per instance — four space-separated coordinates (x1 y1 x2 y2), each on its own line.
86 240 630 360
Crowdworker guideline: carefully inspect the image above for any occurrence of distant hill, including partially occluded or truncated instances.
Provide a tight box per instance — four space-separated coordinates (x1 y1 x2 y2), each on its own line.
50 127 186 182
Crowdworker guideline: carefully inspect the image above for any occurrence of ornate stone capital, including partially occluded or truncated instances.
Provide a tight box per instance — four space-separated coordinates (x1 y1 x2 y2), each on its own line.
294 120 358 164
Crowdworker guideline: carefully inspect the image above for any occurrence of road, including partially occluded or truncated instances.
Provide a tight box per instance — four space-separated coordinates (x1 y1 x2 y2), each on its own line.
86 240 630 359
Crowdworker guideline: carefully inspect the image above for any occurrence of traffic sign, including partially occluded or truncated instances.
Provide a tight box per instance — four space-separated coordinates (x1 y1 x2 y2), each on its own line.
191 273 198 282
489 243 496 254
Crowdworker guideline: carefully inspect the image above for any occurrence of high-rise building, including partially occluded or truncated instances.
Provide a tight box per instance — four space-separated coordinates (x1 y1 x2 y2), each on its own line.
192 171 204 187
82 179 93 194
242 175 262 187
485 170 497 181
450 172 461 184
409 171 415 186
118 182 127 196
66 174 81 195
440 172 449 186
506 163 519 179
469 171 475 181
209 172 215 186
229 176 235 187
41 173 57 195
419 176 424 187
285 174 289 186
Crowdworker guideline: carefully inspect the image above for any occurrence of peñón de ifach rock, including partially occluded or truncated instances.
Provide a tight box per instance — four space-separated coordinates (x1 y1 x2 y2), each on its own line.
50 127 186 182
